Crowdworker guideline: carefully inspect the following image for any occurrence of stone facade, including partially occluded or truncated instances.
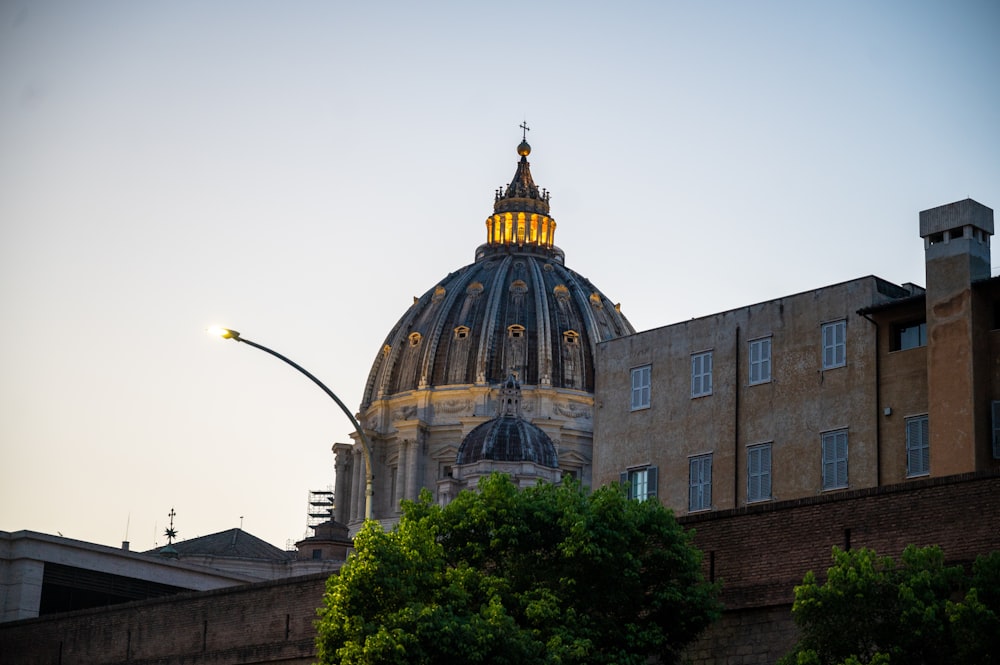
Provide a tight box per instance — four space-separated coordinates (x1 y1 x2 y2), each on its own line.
593 199 999 516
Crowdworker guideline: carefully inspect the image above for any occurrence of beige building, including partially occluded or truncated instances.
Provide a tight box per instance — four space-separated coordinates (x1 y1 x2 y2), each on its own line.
593 198 999 514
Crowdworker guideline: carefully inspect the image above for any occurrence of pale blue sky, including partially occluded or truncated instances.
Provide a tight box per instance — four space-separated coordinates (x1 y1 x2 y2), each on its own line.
1 1 998 550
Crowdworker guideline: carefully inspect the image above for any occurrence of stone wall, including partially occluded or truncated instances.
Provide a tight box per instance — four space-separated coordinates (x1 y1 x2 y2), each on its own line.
3 473 998 665
0 572 329 665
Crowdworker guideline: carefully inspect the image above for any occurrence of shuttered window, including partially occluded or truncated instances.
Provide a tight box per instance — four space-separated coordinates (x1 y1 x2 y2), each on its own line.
689 455 712 511
630 365 651 410
822 320 846 369
691 351 713 397
993 401 1000 459
905 415 930 477
620 466 657 501
749 337 772 385
822 430 849 490
747 443 772 502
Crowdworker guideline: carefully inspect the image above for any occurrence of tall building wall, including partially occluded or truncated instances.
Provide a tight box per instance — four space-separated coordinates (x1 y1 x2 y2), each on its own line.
593 277 913 513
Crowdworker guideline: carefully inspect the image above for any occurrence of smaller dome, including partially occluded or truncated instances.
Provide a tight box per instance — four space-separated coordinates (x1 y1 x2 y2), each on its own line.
457 417 558 468
517 140 531 157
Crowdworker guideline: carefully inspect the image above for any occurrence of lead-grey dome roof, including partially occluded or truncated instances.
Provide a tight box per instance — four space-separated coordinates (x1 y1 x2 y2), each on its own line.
361 140 634 407
456 416 558 467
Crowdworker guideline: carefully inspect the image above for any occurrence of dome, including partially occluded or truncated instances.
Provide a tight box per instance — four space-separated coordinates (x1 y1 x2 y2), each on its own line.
361 140 634 407
457 416 558 467
334 134 635 528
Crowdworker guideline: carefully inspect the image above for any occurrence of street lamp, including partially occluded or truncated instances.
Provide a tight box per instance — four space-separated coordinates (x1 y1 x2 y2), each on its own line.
208 326 374 521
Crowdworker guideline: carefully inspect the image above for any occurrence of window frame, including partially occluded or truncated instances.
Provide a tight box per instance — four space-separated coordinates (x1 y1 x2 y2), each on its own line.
630 365 651 411
620 466 658 501
905 414 930 477
992 401 1000 459
821 429 849 490
747 443 772 503
891 320 927 352
821 320 847 369
691 351 713 398
688 454 713 512
749 336 772 385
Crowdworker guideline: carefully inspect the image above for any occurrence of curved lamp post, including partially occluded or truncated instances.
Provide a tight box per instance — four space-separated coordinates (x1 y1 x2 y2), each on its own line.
208 327 374 521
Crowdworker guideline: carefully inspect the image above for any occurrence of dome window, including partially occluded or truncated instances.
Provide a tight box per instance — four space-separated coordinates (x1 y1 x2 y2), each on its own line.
510 279 528 294
408 332 422 347
563 330 580 345
508 324 526 339
454 326 470 340
589 292 604 309
554 284 570 302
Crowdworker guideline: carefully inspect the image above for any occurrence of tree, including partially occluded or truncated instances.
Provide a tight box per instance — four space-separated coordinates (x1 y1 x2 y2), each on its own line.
780 545 1000 665
316 473 720 665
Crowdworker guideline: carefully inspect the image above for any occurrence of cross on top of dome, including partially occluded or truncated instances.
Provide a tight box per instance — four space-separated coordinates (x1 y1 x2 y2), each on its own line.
494 126 550 216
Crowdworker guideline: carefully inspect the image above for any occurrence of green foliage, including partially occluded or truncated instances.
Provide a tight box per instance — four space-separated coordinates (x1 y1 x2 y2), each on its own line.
315 473 720 665
780 546 1000 665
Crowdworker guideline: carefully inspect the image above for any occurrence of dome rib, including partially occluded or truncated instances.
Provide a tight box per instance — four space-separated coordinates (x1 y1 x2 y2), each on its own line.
473 256 511 384
528 257 554 385
420 267 480 388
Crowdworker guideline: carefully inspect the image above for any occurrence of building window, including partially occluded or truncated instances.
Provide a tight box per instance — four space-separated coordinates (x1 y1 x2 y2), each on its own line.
631 365 651 411
822 320 846 369
892 321 926 351
620 466 657 501
508 324 525 339
905 415 930 477
992 401 1000 459
408 332 422 347
821 429 849 490
454 326 470 340
691 351 713 397
563 330 580 345
749 337 772 385
747 443 772 502
689 454 712 511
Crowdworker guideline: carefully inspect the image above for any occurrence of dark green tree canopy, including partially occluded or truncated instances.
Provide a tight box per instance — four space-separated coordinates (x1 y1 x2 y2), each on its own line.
316 473 720 665
781 545 1000 665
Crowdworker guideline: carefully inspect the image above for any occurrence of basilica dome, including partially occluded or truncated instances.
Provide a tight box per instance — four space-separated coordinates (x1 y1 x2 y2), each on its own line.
334 135 635 528
361 140 634 407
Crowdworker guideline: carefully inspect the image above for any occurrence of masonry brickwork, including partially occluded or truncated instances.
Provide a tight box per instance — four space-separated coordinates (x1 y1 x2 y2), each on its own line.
0 572 329 665
679 471 1000 665
2 473 997 665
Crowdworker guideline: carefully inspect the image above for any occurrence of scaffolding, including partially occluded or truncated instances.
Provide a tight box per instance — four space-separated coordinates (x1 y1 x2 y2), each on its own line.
306 488 334 529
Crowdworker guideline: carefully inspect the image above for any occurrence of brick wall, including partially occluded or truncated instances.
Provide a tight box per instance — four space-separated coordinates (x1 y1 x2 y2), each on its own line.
679 471 1000 664
0 572 329 665
3 473 998 665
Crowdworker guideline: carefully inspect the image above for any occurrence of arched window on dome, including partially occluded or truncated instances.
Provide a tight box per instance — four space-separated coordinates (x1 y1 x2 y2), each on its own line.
454 326 470 340
508 324 525 339
563 330 580 345
408 332 422 347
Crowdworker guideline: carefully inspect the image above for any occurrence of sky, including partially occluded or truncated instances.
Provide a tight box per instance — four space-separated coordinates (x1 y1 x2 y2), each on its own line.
1 1 998 552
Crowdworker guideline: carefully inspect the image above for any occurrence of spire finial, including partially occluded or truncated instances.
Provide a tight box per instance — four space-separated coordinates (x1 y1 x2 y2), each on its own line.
164 507 178 544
